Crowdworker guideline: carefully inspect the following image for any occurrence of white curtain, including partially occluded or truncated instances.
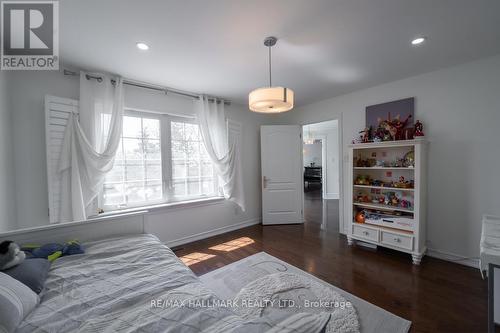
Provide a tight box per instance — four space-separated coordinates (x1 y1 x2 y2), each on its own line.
58 72 124 222
196 95 245 211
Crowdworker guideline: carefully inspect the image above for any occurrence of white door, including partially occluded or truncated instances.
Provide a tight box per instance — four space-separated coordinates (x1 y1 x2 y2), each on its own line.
261 125 303 225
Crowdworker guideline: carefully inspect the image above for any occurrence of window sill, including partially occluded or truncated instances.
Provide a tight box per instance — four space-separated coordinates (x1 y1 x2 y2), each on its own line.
88 196 225 220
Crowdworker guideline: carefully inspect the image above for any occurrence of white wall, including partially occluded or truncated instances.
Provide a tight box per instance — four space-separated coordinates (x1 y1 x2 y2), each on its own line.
6 70 268 244
276 54 500 259
303 142 322 167
9 71 79 229
317 127 339 199
0 72 17 231
324 128 340 199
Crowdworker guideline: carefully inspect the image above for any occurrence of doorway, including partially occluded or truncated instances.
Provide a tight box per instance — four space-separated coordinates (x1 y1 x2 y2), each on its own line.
302 120 340 232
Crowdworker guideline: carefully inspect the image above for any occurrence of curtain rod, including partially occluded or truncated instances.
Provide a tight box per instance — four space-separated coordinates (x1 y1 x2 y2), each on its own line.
63 69 231 106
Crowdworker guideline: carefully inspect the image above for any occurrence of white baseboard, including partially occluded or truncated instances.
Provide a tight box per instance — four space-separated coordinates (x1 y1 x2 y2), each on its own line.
166 218 262 248
426 248 479 269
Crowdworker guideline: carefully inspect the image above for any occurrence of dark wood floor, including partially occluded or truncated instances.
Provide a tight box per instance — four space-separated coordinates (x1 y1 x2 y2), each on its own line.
175 190 488 333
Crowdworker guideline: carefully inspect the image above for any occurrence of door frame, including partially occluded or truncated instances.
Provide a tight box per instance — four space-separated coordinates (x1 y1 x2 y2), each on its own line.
304 134 328 199
301 114 344 233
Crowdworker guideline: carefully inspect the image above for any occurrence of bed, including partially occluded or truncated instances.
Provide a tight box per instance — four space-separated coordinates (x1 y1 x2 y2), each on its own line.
15 234 330 333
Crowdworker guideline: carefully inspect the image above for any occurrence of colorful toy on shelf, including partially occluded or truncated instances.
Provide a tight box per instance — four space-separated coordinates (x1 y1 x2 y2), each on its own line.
394 176 413 189
373 112 413 141
355 211 366 223
384 194 391 205
393 114 413 140
390 158 406 168
355 175 371 186
373 125 385 142
403 150 415 168
400 199 412 209
359 127 372 143
382 192 399 206
414 120 424 137
355 157 376 167
371 179 383 187
381 120 397 140
355 192 371 203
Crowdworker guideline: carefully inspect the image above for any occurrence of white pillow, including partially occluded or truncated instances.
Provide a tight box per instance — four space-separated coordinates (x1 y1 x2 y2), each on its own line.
0 272 39 333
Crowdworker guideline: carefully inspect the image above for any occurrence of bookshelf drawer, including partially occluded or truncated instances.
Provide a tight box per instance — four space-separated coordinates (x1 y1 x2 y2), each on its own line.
381 231 413 251
353 225 379 242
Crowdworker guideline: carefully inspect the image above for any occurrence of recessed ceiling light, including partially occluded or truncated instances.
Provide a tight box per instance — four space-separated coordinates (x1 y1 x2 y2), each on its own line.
136 42 149 50
411 37 426 46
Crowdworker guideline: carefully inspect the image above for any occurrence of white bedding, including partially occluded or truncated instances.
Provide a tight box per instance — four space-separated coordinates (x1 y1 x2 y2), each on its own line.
16 234 244 332
16 234 331 333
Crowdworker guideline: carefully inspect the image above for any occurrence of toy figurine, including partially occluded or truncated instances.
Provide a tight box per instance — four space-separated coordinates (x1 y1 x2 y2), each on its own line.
414 120 424 137
373 126 385 142
375 113 414 141
382 120 397 140
356 192 371 203
394 176 413 188
404 128 414 140
355 157 376 167
359 126 372 143
400 199 412 209
393 114 412 140
403 151 415 168
355 211 365 223
355 175 371 185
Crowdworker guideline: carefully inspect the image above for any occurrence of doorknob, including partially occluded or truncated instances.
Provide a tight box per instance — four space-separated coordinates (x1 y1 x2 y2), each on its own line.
263 176 270 189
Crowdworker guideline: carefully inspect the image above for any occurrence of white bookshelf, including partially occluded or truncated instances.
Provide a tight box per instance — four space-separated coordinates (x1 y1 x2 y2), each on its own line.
346 139 427 265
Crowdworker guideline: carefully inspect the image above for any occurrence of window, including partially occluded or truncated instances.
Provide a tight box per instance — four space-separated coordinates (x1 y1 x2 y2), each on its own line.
171 121 216 199
101 112 219 211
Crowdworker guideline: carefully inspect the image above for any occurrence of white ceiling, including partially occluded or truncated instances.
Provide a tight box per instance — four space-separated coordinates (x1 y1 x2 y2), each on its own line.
60 0 500 106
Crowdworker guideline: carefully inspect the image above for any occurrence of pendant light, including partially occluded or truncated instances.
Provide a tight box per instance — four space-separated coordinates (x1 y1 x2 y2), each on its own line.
249 37 294 113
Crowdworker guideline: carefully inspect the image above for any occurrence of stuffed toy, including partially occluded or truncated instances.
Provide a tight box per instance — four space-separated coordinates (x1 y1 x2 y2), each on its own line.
22 240 84 262
0 240 26 270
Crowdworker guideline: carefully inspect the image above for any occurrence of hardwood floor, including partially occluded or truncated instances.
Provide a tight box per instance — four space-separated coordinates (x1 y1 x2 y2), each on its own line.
175 192 487 333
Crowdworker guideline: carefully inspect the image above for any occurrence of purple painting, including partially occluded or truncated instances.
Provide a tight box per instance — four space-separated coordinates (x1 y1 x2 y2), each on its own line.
366 97 415 129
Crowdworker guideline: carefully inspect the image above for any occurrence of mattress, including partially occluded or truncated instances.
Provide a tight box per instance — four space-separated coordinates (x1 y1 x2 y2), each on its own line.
16 234 243 332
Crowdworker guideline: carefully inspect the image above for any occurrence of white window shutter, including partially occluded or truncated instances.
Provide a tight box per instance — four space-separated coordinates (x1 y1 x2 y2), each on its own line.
44 95 79 223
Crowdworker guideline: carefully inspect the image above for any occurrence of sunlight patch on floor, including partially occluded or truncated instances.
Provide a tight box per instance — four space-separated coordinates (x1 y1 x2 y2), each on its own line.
208 237 255 252
179 252 216 266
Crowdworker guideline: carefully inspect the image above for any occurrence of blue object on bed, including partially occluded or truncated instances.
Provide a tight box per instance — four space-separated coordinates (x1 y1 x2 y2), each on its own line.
30 243 63 259
4 258 51 294
23 241 84 259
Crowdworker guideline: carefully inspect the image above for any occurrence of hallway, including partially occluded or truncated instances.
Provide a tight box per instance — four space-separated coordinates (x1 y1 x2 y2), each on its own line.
304 187 340 233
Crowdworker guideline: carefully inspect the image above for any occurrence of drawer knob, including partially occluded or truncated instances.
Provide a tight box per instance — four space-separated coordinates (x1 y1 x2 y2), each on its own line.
394 237 401 243
363 231 369 235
